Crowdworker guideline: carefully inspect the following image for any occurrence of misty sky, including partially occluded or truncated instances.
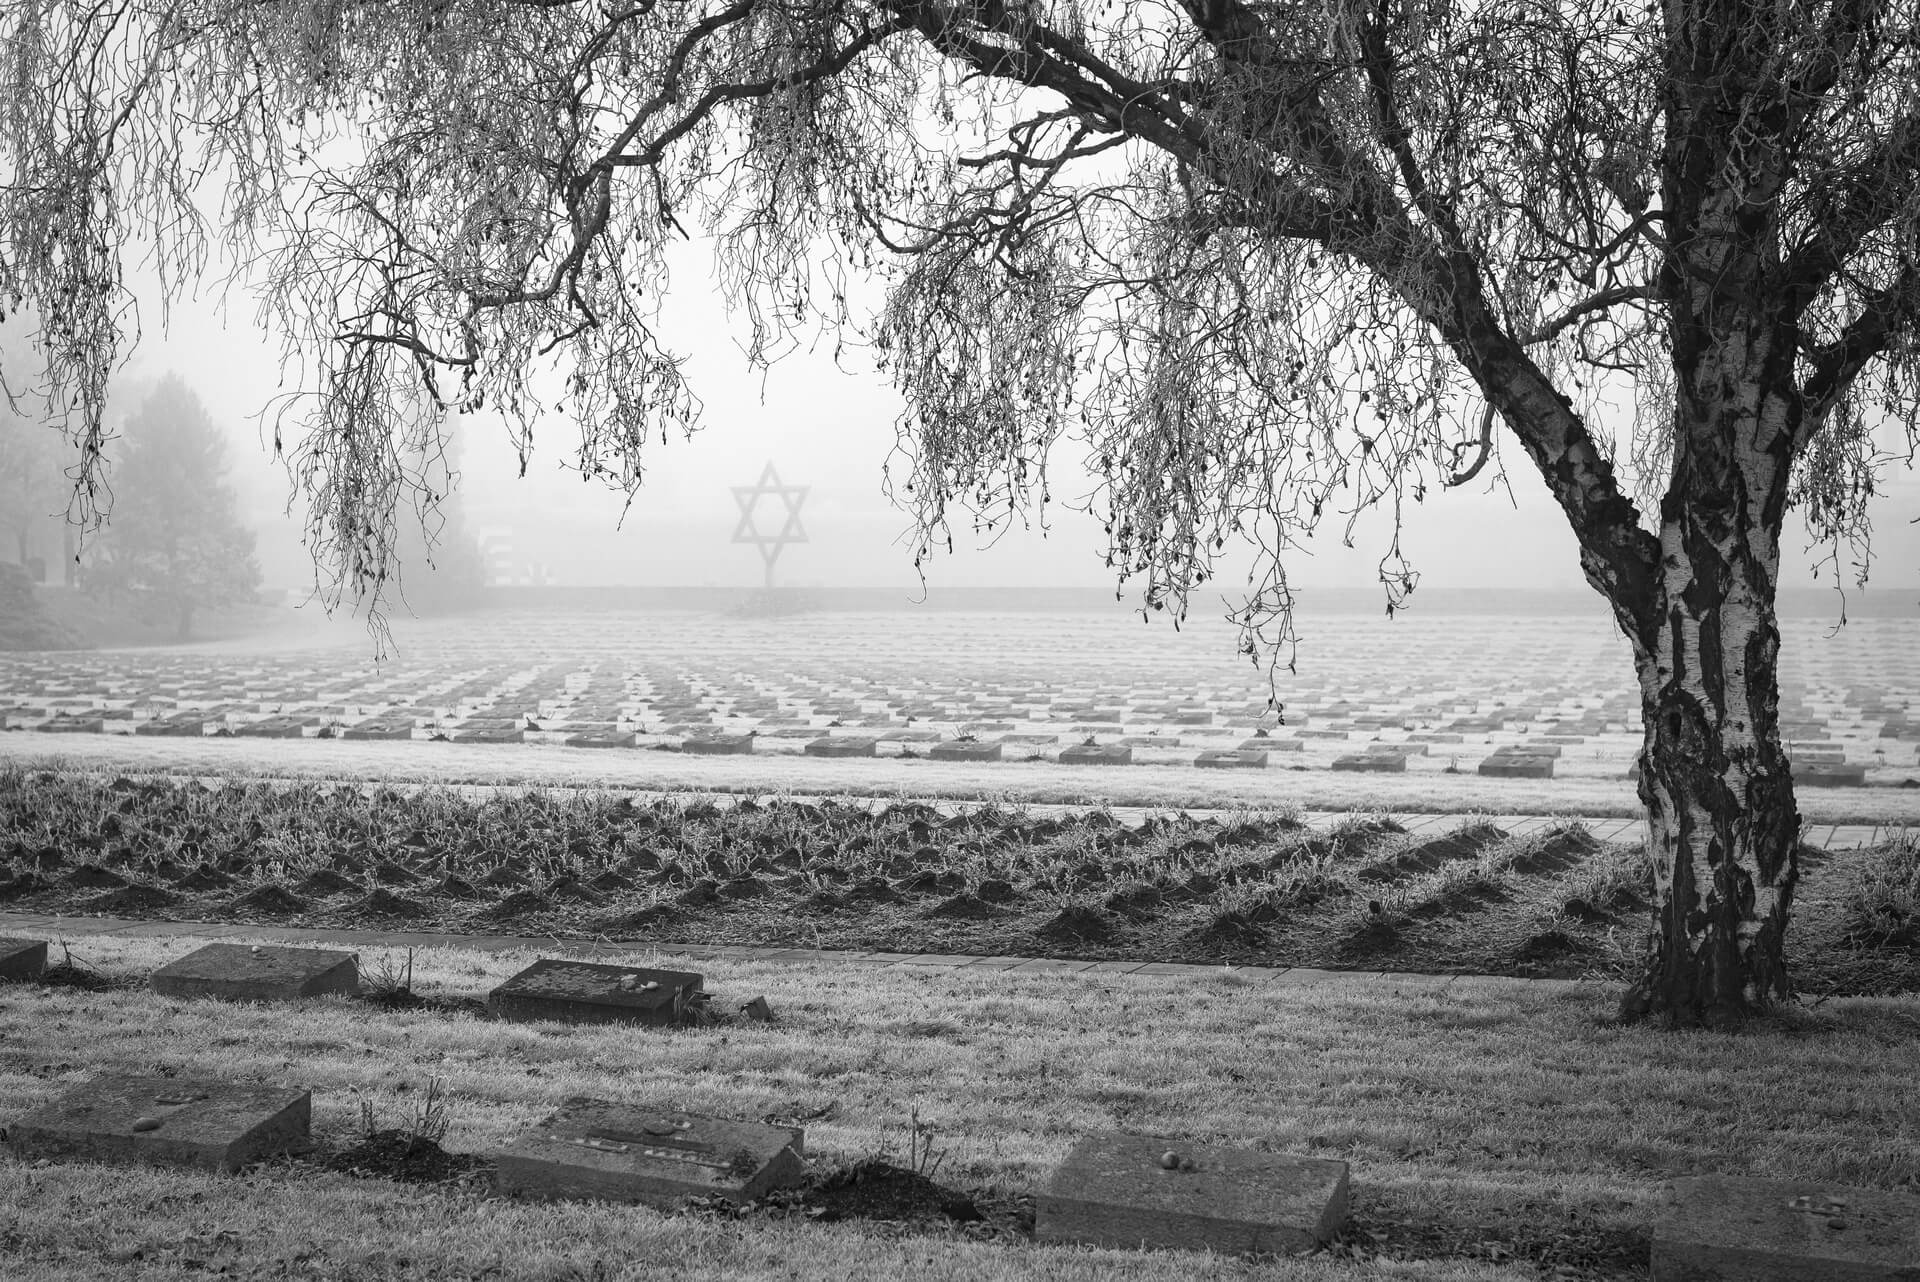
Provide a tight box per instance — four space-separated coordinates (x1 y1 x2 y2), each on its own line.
107 236 1920 603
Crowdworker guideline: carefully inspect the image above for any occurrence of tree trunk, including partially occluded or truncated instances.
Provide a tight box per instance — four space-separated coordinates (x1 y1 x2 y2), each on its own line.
175 601 194 642
1616 512 1801 1028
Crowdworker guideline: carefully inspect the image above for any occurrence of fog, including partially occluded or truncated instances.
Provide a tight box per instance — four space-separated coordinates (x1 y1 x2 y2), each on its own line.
96 238 1920 608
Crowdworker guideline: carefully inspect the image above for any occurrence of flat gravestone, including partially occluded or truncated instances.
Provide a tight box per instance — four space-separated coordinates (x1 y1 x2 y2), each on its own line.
564 728 637 749
497 1098 806 1208
234 715 314 738
1799 764 1869 787
344 717 417 741
0 936 47 980
1038 1133 1348 1255
456 725 527 744
151 942 360 1002
1060 743 1133 766
805 736 877 758
1239 737 1303 753
1478 753 1555 779
929 739 1002 762
1332 753 1405 773
135 715 207 737
1652 1175 1920 1280
1195 749 1268 770
682 734 753 755
488 958 704 1027
5 1074 310 1174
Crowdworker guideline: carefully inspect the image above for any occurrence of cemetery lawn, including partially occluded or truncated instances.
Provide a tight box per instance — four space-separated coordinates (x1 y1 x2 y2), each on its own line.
4 766 1918 998
3 936 1918 1280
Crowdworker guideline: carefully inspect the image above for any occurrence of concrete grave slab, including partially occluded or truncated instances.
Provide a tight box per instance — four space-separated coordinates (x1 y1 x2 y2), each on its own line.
1238 737 1304 752
1799 764 1869 787
151 942 360 1002
4 1074 310 1174
1195 750 1268 769
1651 1175 1920 1281
1332 754 1406 773
488 958 705 1027
1478 754 1555 779
564 728 638 749
681 733 754 755
804 735 878 758
1059 743 1133 766
497 1098 806 1208
0 936 47 980
1038 1132 1348 1255
929 739 1003 762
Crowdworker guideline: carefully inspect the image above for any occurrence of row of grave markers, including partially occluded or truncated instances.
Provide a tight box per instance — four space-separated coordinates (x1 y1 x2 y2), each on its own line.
3 933 1918 1274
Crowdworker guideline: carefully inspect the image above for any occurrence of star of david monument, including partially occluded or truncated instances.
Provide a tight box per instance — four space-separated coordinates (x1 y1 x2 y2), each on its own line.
731 462 809 592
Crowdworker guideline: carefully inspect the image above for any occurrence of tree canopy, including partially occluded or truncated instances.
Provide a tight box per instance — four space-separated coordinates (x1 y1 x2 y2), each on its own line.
4 0 1912 646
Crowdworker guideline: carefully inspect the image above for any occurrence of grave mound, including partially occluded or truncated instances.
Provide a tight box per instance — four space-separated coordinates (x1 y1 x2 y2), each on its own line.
322 1129 490 1185
801 1158 983 1224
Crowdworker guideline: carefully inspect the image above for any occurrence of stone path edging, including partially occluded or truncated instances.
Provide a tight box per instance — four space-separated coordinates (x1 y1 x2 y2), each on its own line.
0 909 1593 995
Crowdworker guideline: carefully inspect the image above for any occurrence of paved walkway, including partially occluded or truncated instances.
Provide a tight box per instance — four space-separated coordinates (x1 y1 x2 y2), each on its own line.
0 909 1588 994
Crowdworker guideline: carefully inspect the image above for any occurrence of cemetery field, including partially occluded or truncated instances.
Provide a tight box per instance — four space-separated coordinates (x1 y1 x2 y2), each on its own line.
5 608 1920 823
3 934 1917 1280
5 769 1918 998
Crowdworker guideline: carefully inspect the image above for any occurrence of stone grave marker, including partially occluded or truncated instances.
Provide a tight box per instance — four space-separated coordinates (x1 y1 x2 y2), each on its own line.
1238 737 1303 752
564 728 638 749
1798 763 1869 787
0 936 47 980
1332 752 1406 773
135 714 208 737
805 735 878 758
234 714 315 738
4 1074 311 1174
1651 1175 1920 1281
1059 743 1133 766
1038 1132 1348 1255
343 716 417 741
682 733 754 755
488 958 705 1027
929 739 1003 762
455 724 528 744
497 1098 806 1208
1478 748 1556 779
1195 749 1268 769
151 942 360 1002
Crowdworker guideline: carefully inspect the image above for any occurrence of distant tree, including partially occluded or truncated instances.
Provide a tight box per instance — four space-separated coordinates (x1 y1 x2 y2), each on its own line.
0 330 68 577
85 376 262 640
4 0 1919 1029
388 417 489 616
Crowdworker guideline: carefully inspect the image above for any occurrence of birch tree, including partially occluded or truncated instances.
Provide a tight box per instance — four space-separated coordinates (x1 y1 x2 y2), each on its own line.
2 0 1916 1025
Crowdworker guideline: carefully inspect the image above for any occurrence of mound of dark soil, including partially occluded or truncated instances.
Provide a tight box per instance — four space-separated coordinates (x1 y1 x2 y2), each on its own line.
370 860 420 886
64 863 129 889
482 890 552 921
975 878 1016 904
475 866 526 890
1509 827 1602 874
1040 904 1118 943
717 878 767 901
321 1130 489 1185
847 877 900 903
76 884 178 913
1410 876 1511 919
588 869 635 893
800 1159 982 1224
544 875 607 903
432 874 482 900
0 871 42 901
295 868 358 896
172 864 234 892
352 888 428 918
1337 915 1404 960
1358 826 1508 884
677 878 721 907
925 892 1003 919
1102 883 1164 919
230 884 307 915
